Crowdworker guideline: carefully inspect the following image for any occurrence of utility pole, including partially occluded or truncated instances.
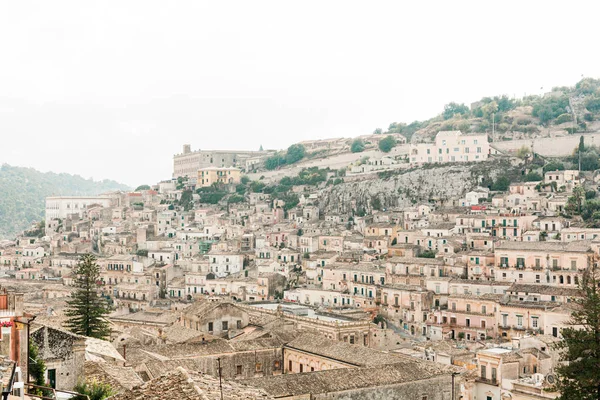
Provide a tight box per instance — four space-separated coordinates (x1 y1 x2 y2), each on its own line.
217 357 223 400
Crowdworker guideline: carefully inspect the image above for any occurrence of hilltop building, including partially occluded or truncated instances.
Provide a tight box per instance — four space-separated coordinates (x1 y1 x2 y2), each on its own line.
409 131 490 164
173 144 271 180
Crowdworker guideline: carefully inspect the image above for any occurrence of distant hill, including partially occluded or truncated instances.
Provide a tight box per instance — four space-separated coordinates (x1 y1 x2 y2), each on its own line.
0 164 130 239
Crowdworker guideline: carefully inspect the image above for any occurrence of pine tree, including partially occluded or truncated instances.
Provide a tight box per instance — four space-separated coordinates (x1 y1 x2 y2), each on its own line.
65 254 111 339
553 256 600 399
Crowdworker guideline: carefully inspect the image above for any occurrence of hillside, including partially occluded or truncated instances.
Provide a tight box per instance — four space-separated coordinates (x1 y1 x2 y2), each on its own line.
379 77 600 143
0 164 130 240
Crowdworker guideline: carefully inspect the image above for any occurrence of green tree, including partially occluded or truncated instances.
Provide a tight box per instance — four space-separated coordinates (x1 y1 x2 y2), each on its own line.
351 139 365 153
442 102 470 120
567 186 586 215
373 128 383 135
240 176 250 185
580 136 585 153
73 379 115 400
134 184 151 191
581 151 600 171
29 341 50 396
491 176 510 191
552 259 600 399
418 250 436 258
65 254 111 339
285 144 306 164
259 144 264 151
543 161 565 173
524 172 543 182
378 136 396 153
265 156 283 170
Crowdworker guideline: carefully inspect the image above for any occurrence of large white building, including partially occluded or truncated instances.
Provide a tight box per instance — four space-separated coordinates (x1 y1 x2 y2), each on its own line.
409 131 490 164
45 196 113 221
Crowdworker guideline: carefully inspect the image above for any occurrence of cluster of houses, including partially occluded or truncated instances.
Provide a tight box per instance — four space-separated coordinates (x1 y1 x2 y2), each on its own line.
0 135 588 399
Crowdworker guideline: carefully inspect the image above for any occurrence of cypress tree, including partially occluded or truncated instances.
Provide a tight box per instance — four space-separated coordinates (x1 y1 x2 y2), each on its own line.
65 254 111 339
553 255 600 399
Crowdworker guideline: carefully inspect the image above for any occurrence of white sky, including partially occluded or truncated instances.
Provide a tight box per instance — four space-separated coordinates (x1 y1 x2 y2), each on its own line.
1 1 599 186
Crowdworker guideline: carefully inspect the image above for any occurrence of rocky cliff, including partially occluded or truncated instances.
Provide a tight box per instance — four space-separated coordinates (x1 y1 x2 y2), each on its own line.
318 160 514 214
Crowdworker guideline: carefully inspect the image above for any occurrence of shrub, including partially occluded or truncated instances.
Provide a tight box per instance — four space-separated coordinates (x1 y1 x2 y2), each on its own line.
543 161 565 173
524 172 543 182
378 136 396 153
351 139 365 153
73 379 115 400
285 144 306 164
555 113 573 124
418 250 436 258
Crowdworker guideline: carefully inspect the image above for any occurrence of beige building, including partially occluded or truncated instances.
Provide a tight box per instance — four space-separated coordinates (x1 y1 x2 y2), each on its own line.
410 131 490 164
197 167 241 187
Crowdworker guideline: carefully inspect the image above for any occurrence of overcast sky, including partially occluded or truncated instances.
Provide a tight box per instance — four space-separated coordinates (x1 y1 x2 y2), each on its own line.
1 1 599 187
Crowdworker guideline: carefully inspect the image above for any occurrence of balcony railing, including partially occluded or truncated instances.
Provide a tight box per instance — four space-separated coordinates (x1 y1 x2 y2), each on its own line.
475 377 498 386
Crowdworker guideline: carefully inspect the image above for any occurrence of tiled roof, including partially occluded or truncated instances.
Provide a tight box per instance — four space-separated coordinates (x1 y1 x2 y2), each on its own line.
108 367 272 400
245 362 456 397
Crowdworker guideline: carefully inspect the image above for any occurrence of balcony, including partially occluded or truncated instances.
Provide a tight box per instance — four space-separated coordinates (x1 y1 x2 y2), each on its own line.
513 325 526 331
475 377 498 386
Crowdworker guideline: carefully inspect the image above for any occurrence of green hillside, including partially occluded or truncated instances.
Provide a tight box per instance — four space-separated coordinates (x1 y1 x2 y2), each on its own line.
0 164 130 239
378 77 600 142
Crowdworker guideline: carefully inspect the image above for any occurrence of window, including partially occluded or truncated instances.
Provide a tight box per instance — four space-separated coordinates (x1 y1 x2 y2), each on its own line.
289 360 292 371
255 363 262 372
517 315 523 327
466 304 471 312
571 260 577 270
481 305 487 314
208 322 213 332
451 303 456 311
491 367 497 382
532 317 539 328
481 365 486 379
236 365 242 375
222 321 228 331
274 361 281 370
237 320 242 329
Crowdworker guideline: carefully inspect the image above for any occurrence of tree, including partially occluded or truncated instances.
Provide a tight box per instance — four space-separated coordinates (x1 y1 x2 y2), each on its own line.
285 144 306 164
259 144 264 151
567 186 586 215
552 259 600 399
581 151 600 171
265 156 282 170
351 139 365 153
543 161 565 173
73 379 115 400
134 184 151 191
29 341 51 397
443 102 470 120
491 176 510 191
378 136 396 153
65 254 111 339
373 128 383 135
580 136 585 154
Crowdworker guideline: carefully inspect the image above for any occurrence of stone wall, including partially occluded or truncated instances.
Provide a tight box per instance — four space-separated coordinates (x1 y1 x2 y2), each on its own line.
492 132 600 157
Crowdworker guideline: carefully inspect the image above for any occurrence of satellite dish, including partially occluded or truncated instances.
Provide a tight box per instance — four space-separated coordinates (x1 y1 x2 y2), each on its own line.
546 374 556 384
